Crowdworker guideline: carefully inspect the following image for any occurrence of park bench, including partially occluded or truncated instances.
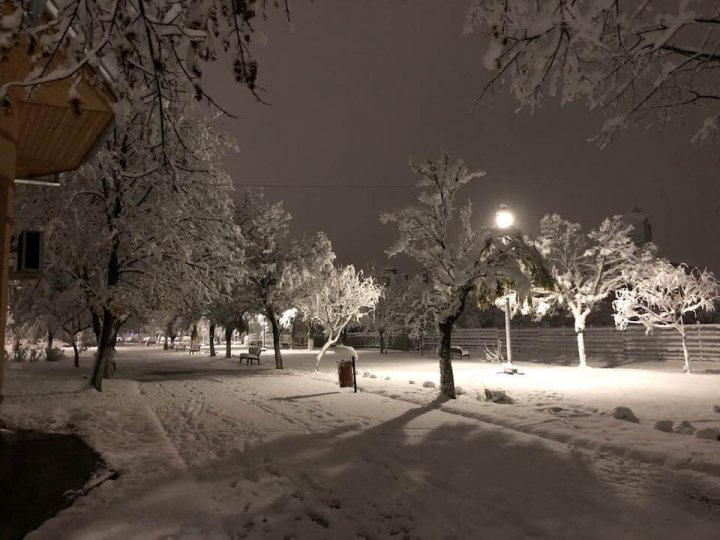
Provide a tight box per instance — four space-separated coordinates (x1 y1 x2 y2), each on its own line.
451 346 470 359
237 346 262 366
435 346 470 360
188 345 201 355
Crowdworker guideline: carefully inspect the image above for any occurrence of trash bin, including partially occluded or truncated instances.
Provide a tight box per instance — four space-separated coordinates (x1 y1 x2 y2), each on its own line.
337 359 354 388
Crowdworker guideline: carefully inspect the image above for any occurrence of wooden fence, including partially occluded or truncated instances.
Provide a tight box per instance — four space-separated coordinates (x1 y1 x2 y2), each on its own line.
348 324 720 365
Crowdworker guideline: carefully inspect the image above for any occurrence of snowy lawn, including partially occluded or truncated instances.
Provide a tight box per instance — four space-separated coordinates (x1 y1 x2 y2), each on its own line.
2 344 720 539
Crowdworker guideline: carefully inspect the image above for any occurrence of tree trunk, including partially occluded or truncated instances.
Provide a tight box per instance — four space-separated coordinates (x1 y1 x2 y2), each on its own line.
104 329 118 379
47 330 54 350
290 319 296 350
573 310 589 368
315 333 338 371
680 325 690 374
163 335 169 350
225 326 233 358
438 319 457 399
71 334 80 368
266 308 283 369
379 331 385 354
419 333 424 357
91 308 116 391
576 330 587 368
209 322 216 357
91 310 102 344
190 323 198 348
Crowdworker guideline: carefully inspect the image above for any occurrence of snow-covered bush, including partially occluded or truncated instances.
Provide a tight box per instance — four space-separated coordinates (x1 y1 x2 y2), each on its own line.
483 389 514 404
45 347 65 362
9 346 30 363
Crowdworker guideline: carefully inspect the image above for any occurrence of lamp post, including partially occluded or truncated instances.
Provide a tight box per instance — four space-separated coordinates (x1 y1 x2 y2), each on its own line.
495 205 515 368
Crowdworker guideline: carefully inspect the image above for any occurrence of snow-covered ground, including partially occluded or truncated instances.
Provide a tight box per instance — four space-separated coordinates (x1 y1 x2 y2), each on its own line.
2 345 720 539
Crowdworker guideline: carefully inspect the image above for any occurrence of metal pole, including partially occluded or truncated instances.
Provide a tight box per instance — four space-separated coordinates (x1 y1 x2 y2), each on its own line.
504 296 513 365
352 356 357 393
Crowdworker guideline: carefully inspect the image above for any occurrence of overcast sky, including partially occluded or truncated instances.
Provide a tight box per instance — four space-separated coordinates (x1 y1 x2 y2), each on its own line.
210 0 720 274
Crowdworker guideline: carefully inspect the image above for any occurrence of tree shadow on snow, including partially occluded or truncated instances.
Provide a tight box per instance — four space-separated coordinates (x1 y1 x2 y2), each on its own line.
185 396 709 539
125 356 283 382
270 392 342 401
600 356 670 369
134 368 276 382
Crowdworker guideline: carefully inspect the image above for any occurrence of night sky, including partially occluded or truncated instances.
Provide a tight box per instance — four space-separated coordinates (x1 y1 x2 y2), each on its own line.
210 0 720 274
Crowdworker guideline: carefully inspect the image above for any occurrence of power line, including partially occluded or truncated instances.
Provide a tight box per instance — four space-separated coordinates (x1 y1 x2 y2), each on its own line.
234 183 411 189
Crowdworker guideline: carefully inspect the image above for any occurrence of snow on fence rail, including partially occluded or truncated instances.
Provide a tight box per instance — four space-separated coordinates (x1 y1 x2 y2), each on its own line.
348 324 720 364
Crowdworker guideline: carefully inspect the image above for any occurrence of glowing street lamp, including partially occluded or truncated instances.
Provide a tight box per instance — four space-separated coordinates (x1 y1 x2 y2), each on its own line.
495 205 515 230
495 205 515 371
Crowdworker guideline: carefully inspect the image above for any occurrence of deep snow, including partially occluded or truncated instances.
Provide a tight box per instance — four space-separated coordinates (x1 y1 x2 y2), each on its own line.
2 345 720 539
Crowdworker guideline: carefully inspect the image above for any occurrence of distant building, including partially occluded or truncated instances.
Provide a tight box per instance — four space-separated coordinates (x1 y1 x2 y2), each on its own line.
623 206 652 246
381 267 410 286
382 267 398 286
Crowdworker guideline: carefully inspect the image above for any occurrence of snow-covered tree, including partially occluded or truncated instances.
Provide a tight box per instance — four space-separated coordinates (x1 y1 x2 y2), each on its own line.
16 109 238 390
402 276 436 357
465 1 720 148
204 284 253 358
364 277 408 354
236 191 335 369
613 261 719 373
279 308 298 349
536 214 655 368
382 154 550 398
301 264 382 371
8 257 93 367
1 0 287 157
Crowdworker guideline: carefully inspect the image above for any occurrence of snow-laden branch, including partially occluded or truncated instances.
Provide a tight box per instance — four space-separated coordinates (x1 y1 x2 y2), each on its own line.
466 1 720 149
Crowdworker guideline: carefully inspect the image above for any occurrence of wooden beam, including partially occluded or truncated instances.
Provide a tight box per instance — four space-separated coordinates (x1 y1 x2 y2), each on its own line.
0 104 17 404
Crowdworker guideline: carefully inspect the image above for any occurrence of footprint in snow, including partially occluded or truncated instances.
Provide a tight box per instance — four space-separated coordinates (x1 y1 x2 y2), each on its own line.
324 497 342 509
307 510 330 528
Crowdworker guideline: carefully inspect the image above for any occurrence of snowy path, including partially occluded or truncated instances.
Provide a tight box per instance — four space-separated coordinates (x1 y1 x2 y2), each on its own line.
138 371 719 539
4 347 720 539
